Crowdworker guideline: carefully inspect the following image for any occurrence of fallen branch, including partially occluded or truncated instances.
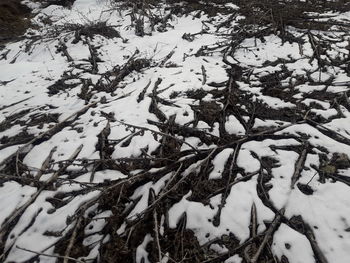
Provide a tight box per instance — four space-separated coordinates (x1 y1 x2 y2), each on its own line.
116 120 200 153
250 208 284 263
63 216 82 263
291 142 309 188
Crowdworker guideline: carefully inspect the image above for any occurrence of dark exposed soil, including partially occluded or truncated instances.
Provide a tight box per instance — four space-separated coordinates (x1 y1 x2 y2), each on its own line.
0 0 32 44
0 0 77 45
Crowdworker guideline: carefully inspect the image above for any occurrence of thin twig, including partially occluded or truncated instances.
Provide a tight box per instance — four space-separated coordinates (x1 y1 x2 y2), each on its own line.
17 246 87 263
64 216 82 263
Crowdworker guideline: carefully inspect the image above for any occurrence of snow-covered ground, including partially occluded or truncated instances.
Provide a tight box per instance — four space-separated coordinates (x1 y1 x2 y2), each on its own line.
1 0 350 262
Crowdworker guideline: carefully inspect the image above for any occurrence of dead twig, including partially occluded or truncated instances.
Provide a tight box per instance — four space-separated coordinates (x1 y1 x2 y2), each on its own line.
201 65 207 85
116 120 200 153
17 246 87 263
291 142 309 188
250 209 284 263
0 144 83 247
35 146 57 180
151 190 162 262
63 216 83 263
0 101 98 168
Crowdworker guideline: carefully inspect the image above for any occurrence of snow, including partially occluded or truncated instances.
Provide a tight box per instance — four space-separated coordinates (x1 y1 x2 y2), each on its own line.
225 115 245 135
209 148 233 179
285 182 350 263
168 177 275 245
272 223 315 263
1 0 350 262
136 234 153 263
225 255 243 263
